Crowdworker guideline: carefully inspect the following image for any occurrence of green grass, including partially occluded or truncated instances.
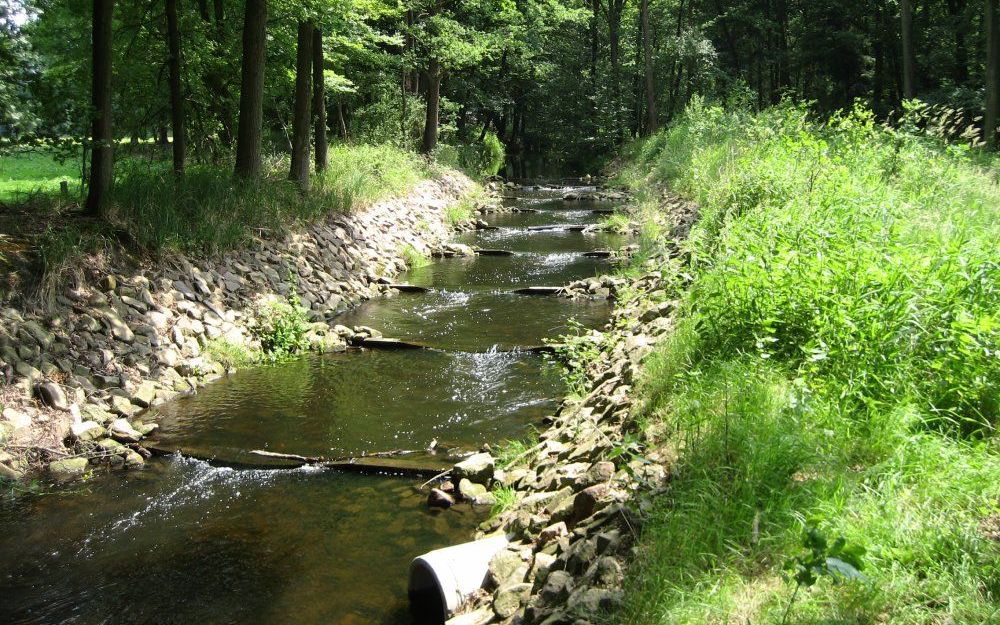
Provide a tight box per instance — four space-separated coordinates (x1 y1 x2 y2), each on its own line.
203 338 260 370
109 144 435 254
490 485 518 517
617 101 1000 624
0 149 81 202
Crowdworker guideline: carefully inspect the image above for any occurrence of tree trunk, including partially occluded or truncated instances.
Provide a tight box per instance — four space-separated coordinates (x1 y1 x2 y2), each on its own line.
165 0 185 175
641 0 657 134
420 59 441 154
312 26 327 172
336 102 348 140
608 2 623 120
289 20 313 190
901 0 916 99
987 0 1000 149
86 0 114 216
234 0 267 178
873 3 885 111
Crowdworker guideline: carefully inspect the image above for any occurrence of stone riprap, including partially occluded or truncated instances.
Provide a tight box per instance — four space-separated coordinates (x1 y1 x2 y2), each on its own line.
0 173 477 480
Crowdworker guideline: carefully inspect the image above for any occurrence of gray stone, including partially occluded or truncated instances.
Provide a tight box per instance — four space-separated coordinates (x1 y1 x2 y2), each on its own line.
427 488 455 509
34 381 70 410
70 420 105 442
452 452 495 485
109 418 142 442
493 582 532 619
110 396 139 418
458 478 487 500
48 457 89 480
488 549 525 588
131 381 158 408
538 569 573 603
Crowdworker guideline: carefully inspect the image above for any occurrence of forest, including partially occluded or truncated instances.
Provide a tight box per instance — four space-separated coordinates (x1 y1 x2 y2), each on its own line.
1 0 998 206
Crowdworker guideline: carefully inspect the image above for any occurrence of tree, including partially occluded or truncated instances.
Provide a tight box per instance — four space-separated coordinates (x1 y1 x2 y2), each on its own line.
234 0 266 178
901 0 915 99
312 26 327 172
640 0 656 134
420 58 441 153
289 19 313 189
165 0 185 174
85 0 114 215
987 0 999 149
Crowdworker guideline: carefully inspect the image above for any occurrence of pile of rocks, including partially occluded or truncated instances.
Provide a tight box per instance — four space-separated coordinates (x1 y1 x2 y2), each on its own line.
435 256 684 625
0 173 476 481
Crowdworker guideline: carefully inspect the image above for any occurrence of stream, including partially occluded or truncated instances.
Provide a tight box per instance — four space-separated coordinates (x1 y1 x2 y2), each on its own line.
0 185 626 625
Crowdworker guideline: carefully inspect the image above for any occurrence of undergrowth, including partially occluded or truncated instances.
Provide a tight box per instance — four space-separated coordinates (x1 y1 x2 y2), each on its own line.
617 100 1000 624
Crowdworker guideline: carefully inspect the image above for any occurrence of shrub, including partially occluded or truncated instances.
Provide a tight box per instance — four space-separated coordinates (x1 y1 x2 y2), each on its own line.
435 132 506 178
247 294 310 360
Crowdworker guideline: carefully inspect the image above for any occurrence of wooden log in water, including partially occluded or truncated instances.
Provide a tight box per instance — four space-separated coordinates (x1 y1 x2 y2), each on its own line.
389 284 431 293
474 249 515 256
358 337 427 350
512 286 565 296
582 250 613 258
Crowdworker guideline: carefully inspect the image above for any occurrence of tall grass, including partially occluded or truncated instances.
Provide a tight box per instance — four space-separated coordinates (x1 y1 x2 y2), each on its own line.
109 144 434 253
618 101 1000 624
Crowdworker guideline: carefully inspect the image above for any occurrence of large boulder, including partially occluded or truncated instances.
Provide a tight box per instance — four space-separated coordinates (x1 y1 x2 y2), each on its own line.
452 452 495 485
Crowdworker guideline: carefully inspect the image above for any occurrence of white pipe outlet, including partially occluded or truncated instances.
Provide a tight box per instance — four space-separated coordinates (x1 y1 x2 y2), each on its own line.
408 535 510 623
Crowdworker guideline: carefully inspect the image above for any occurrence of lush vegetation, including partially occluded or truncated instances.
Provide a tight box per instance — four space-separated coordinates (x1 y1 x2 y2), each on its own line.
617 102 1000 624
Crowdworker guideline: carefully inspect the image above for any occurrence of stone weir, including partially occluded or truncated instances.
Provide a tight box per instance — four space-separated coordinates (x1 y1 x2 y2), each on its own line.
0 173 478 481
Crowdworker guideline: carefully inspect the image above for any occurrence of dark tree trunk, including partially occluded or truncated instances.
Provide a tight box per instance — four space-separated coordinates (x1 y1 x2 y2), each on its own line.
312 27 327 172
165 0 185 175
234 0 267 178
946 0 969 84
289 20 313 189
86 0 114 216
901 0 916 99
873 2 886 111
608 2 623 116
336 102 348 140
420 59 441 154
987 0 1000 149
641 0 657 134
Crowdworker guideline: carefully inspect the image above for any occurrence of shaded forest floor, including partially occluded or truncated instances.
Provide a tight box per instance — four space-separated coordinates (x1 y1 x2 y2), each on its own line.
612 102 1000 624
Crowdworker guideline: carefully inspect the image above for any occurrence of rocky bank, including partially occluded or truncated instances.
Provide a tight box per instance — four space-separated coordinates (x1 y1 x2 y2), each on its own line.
0 173 479 481
430 194 697 625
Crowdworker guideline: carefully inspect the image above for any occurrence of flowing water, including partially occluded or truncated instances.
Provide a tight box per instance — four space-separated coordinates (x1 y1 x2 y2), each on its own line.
0 185 625 625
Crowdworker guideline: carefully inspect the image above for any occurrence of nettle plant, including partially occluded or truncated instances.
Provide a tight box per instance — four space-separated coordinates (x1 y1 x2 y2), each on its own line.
247 292 310 360
782 525 867 623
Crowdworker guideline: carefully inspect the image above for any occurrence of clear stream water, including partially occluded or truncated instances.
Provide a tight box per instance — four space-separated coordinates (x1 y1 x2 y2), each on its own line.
0 187 626 625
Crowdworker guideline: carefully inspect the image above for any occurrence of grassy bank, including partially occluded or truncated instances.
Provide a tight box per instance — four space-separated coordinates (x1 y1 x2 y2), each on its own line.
0 144 454 302
617 101 1000 624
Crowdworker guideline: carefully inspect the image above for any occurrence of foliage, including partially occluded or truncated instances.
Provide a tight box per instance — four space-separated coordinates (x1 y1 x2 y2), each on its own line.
619 102 1000 624
398 243 431 269
493 430 539 469
490 485 518 517
247 293 311 361
434 132 506 179
548 320 606 396
203 338 260 371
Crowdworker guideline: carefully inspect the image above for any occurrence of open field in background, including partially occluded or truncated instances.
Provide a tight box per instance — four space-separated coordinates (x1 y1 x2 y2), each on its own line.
616 101 1000 624
0 150 82 202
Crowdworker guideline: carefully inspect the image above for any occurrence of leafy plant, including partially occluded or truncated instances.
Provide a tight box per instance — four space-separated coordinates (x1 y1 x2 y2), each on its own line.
247 293 310 360
781 526 867 624
490 485 518 517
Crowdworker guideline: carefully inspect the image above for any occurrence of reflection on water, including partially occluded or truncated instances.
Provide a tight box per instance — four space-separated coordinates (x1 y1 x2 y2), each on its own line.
0 456 478 625
0 186 626 625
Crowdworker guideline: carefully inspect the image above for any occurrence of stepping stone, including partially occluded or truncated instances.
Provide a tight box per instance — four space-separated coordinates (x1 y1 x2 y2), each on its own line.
512 286 565 296
474 249 515 256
